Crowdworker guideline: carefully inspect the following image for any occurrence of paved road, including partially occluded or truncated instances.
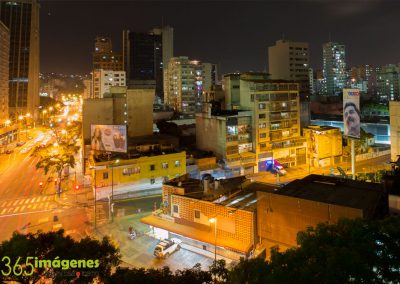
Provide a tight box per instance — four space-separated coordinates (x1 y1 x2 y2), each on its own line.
252 154 392 184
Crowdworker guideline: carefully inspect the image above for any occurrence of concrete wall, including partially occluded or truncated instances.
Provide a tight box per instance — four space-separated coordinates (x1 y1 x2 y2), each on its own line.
196 113 226 158
257 191 363 255
126 89 155 137
390 101 400 161
82 98 114 140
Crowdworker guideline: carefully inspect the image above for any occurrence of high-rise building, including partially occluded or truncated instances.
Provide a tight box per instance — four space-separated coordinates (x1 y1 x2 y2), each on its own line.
268 39 309 81
164 56 216 117
92 69 126 98
123 26 173 99
322 42 347 96
269 39 310 101
377 64 400 102
92 37 123 71
0 0 40 118
0 21 9 122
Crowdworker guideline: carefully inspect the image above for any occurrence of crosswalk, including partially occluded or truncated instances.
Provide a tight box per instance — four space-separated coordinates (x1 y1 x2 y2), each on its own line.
0 195 56 216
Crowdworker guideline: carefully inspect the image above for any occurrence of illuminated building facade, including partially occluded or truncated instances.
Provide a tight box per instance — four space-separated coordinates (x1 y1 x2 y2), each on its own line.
0 0 40 117
164 56 216 118
322 42 347 96
92 69 126 98
224 73 307 171
390 101 400 161
0 21 9 121
92 37 123 71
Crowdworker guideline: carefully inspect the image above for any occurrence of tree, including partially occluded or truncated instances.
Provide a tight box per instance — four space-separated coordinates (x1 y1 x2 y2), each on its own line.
0 230 121 283
106 263 212 284
33 142 79 196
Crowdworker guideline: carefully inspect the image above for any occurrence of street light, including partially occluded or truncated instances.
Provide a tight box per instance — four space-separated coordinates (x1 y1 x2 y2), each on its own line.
209 217 217 263
109 159 120 222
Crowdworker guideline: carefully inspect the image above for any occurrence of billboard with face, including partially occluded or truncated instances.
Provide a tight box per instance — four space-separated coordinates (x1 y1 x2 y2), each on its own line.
91 125 127 153
343 89 360 139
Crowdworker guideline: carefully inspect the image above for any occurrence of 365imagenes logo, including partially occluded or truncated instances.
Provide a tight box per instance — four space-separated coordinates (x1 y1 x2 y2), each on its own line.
1 256 100 276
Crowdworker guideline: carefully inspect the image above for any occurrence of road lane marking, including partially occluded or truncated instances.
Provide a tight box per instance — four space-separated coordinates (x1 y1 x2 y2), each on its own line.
27 204 32 209
31 198 36 203
18 200 25 205
20 205 26 211
0 209 53 218
0 208 6 214
0 201 6 207
32 204 37 209
13 207 20 213
25 199 30 204
12 200 19 206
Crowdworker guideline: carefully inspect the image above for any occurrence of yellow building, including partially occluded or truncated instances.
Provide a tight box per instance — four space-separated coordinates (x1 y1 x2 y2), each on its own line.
303 125 342 167
89 151 186 199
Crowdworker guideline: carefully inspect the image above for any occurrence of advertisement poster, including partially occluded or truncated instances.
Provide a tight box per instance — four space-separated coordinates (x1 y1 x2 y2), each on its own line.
91 125 127 153
343 89 360 139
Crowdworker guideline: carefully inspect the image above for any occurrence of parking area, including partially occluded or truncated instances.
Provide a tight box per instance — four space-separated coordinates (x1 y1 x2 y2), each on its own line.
94 212 214 271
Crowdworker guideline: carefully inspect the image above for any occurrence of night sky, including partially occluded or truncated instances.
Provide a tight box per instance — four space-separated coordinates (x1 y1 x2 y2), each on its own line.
40 0 400 75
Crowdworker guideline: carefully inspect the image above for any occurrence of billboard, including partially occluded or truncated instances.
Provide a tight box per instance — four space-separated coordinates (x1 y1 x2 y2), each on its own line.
91 125 127 153
343 89 360 139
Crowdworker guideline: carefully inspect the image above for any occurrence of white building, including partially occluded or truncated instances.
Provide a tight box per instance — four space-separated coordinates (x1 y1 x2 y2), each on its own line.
164 57 216 117
268 39 309 81
92 69 126 98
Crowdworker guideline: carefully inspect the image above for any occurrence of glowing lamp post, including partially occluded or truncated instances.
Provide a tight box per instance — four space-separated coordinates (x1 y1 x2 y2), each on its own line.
209 217 217 263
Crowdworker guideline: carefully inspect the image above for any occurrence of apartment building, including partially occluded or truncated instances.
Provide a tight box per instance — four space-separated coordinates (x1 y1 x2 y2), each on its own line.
164 56 216 117
92 69 126 98
224 73 307 171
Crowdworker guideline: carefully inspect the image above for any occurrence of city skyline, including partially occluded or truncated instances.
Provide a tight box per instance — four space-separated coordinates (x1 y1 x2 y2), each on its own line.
41 0 400 74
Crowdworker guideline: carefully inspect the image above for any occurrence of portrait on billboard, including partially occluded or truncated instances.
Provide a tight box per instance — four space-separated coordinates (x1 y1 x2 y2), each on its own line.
91 125 127 153
343 89 360 139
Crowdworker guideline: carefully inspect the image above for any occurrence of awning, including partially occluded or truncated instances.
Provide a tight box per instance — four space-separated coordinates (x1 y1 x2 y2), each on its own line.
141 215 252 254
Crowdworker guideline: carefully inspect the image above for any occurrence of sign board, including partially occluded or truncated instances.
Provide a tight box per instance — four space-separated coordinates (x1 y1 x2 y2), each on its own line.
343 89 360 139
90 125 127 153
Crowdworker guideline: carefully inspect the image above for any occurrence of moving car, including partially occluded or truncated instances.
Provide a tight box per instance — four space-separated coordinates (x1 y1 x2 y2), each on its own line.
16 141 25 147
153 238 182 258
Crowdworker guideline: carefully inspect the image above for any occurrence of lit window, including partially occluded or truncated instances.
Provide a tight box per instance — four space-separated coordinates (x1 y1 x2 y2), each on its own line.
175 160 181 167
162 162 168 169
194 210 200 219
173 205 179 214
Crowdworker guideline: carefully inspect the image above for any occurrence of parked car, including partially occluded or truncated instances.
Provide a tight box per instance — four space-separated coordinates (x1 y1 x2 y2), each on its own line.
153 238 182 258
5 149 14 154
271 166 286 176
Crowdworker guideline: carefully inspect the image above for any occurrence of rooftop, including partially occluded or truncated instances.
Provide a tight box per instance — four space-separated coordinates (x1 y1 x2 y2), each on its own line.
277 175 385 218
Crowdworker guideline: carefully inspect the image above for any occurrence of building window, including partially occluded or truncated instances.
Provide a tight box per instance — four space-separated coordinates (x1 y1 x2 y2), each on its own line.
162 162 168 169
103 172 108 179
122 168 132 176
259 113 266 119
150 164 155 171
173 204 179 214
175 160 181 167
194 210 200 219
259 133 267 139
259 103 266 109
150 177 155 184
